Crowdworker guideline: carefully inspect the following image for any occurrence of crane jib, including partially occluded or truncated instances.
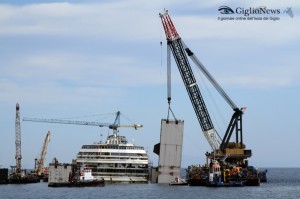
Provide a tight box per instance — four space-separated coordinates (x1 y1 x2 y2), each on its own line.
160 11 180 41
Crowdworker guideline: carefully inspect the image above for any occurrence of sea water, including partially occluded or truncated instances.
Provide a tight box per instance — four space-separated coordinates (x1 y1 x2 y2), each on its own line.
0 168 300 199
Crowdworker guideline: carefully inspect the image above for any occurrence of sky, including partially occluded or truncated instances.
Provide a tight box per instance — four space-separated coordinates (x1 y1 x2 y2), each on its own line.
0 0 299 169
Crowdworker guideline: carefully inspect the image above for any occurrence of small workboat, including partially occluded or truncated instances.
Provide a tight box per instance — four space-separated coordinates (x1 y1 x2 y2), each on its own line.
169 176 188 186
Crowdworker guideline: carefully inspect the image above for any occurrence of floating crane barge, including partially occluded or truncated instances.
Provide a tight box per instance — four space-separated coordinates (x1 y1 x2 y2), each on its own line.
159 10 266 186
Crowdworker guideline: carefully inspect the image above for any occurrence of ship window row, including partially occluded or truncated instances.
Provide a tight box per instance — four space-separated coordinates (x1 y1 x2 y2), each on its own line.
110 153 146 157
92 168 149 174
77 155 148 160
81 145 144 150
84 163 148 169
78 152 146 157
93 173 148 177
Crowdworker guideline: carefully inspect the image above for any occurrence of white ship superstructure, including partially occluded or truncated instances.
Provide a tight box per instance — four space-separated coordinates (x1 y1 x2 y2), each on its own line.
76 134 149 183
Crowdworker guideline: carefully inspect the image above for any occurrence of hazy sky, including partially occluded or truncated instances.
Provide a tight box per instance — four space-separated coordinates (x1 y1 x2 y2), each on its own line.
0 0 299 169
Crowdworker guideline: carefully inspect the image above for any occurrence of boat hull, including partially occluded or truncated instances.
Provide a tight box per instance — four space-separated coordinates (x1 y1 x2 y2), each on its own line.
188 179 207 186
169 182 188 186
242 178 260 186
206 181 244 187
48 180 105 188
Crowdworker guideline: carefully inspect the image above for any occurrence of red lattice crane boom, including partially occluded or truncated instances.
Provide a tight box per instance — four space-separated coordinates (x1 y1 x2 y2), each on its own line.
159 10 251 165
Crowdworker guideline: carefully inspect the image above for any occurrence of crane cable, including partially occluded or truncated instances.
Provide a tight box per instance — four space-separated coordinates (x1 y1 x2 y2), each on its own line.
167 44 171 104
160 24 177 122
194 64 224 142
165 42 177 122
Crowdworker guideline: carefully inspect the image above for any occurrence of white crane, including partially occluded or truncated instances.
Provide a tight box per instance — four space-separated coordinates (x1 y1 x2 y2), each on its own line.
15 103 22 174
36 131 51 177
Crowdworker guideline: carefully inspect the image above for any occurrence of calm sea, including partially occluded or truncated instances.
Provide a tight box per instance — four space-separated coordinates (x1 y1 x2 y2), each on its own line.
1 168 300 199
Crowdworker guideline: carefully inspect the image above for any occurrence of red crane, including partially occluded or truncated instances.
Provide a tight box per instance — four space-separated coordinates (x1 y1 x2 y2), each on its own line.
160 10 251 165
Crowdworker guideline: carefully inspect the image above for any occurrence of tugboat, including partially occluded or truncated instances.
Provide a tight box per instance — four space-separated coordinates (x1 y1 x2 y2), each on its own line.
48 163 105 188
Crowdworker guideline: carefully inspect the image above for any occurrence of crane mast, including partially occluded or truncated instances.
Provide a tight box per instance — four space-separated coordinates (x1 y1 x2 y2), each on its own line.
15 103 22 174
